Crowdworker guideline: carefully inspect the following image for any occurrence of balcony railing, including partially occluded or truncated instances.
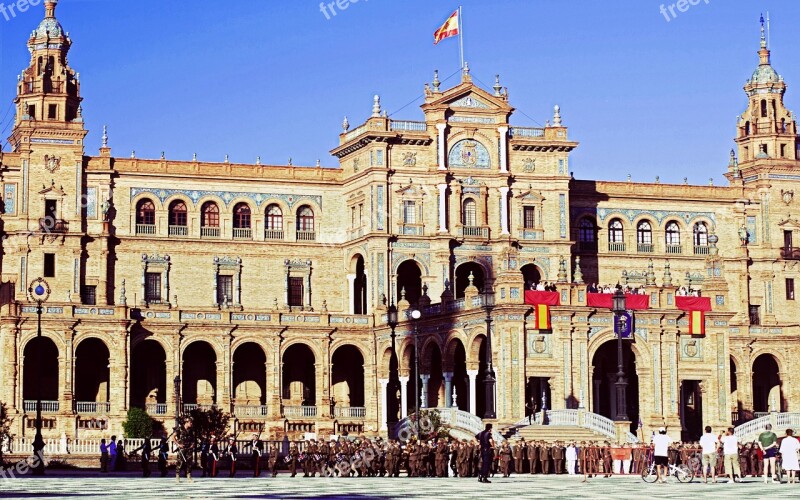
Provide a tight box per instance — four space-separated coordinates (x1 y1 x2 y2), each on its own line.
637 243 653 253
694 245 710 255
136 224 156 235
145 403 168 415
781 247 800 260
282 405 317 418
182 403 215 413
200 226 220 238
389 120 427 132
75 401 110 414
23 400 59 413
39 218 68 233
608 242 625 252
333 406 366 419
168 225 188 236
264 229 284 240
578 241 598 253
459 226 489 238
296 231 316 241
665 244 683 255
233 228 252 240
509 126 545 138
234 405 268 417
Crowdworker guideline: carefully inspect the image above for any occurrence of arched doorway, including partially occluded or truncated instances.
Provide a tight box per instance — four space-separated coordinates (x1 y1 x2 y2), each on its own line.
352 255 368 314
730 357 740 423
455 262 485 299
75 338 110 405
447 339 469 411
131 339 166 410
470 334 489 417
591 339 639 432
232 342 267 410
752 354 782 413
521 264 542 290
182 342 217 406
331 345 365 412
423 342 444 408
23 337 59 405
282 344 316 406
402 344 422 417
396 260 422 305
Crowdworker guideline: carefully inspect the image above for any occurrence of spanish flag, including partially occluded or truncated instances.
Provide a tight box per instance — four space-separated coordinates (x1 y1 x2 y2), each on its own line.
434 10 460 45
689 310 705 335
534 303 551 330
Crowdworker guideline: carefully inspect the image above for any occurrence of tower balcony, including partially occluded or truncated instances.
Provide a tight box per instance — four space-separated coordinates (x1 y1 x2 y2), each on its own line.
39 218 68 233
781 247 800 260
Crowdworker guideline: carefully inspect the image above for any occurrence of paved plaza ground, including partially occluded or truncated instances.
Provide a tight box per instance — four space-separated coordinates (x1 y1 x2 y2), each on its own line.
2 473 800 499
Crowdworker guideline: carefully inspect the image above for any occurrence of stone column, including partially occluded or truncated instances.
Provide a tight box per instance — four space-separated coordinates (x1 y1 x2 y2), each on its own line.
498 126 509 173
420 374 430 409
436 123 447 170
437 184 448 232
346 274 356 314
399 376 409 418
379 378 389 431
499 186 510 235
443 372 454 408
467 370 479 415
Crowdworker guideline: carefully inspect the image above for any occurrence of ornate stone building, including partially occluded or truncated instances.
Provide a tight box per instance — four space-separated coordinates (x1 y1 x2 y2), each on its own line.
0 2 796 442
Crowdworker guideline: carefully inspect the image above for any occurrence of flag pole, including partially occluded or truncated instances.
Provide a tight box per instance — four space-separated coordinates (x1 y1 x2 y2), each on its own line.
458 5 464 70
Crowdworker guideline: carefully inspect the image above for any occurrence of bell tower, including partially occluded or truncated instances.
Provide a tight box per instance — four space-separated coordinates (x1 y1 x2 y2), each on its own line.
8 0 86 151
733 16 798 172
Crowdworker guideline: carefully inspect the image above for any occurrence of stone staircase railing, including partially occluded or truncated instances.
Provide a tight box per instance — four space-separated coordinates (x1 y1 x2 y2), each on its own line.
735 412 800 442
507 409 639 443
396 407 504 443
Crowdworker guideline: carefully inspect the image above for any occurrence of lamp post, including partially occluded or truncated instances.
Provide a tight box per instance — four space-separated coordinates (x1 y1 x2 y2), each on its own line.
174 375 181 430
28 278 51 475
410 308 422 437
611 287 628 421
387 303 400 433
482 287 496 419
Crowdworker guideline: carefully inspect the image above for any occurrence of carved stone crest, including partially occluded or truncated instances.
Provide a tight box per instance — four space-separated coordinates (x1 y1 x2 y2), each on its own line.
461 141 477 166
532 335 547 354
353 158 360 172
782 189 794 205
523 158 536 173
683 339 698 358
402 152 417 166
44 155 60 173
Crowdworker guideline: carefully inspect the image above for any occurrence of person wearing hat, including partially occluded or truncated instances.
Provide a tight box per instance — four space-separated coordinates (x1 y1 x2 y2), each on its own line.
225 437 238 477
651 427 672 483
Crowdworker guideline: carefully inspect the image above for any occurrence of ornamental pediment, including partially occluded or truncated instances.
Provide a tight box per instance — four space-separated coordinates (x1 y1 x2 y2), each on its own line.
777 218 800 229
515 188 544 203
38 180 66 197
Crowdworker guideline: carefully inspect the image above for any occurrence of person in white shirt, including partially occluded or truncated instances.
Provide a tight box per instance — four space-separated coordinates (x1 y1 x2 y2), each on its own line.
699 426 719 483
651 427 672 484
720 427 741 483
779 428 800 484
565 442 577 475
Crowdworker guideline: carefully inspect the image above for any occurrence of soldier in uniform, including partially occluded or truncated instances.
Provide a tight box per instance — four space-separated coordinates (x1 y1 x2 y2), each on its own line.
288 443 299 477
435 438 447 477
252 438 263 477
738 442 750 478
269 443 279 477
157 436 169 477
226 437 238 477
199 438 210 477
304 439 318 477
527 440 539 474
539 441 551 474
512 439 524 475
385 439 396 477
602 442 613 477
499 441 513 477
131 436 154 477
209 437 220 477
551 441 564 474
319 439 331 477
172 420 195 483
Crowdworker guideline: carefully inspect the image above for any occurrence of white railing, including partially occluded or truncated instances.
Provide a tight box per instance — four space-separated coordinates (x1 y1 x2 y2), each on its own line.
333 407 366 419
390 120 427 132
509 409 638 443
182 403 215 413
23 400 59 413
135 224 156 235
509 127 545 138
583 411 616 438
232 228 252 240
637 243 653 253
10 437 162 456
397 408 504 443
344 124 368 141
200 226 220 238
665 244 683 255
75 401 110 414
168 225 188 236
283 405 317 418
545 409 580 426
694 245 710 255
296 231 316 241
264 229 284 240
233 405 268 417
608 242 626 252
145 403 167 415
736 413 800 441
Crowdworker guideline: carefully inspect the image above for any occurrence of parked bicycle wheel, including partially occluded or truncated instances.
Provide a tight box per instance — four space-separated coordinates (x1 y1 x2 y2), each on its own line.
641 464 658 483
674 463 694 483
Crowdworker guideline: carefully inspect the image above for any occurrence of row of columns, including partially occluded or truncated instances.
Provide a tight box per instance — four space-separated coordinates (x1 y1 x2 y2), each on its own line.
435 185 511 234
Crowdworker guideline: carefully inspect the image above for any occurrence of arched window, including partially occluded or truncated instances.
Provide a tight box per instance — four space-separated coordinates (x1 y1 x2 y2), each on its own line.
745 121 750 136
233 203 251 229
462 198 477 227
608 219 624 243
297 206 314 232
168 200 187 226
578 218 596 243
201 202 219 227
136 199 155 225
761 99 768 118
665 221 681 246
693 222 708 246
266 204 283 231
636 221 652 245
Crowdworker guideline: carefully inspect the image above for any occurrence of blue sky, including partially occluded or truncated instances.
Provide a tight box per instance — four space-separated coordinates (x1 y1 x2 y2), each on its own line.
0 0 798 183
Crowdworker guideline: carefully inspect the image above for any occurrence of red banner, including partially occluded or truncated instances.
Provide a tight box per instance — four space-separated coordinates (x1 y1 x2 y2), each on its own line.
586 293 649 310
524 291 561 306
675 296 712 312
533 304 551 330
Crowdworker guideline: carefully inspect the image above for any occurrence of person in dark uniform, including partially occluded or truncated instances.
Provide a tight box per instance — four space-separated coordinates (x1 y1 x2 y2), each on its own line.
269 444 279 477
226 437 238 477
172 421 195 483
131 436 153 477
209 437 220 477
252 439 263 477
512 439 524 475
539 442 551 474
435 438 447 477
527 440 539 474
499 441 512 477
552 441 564 474
157 436 169 477
477 423 495 484
288 443 299 477
199 438 209 477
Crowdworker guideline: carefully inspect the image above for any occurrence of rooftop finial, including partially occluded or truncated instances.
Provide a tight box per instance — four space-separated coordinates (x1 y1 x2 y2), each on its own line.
45 0 58 19
553 105 562 127
760 13 767 49
493 75 502 97
432 70 440 92
462 61 470 81
256 156 261 165
342 116 349 132
101 125 108 148
372 95 381 117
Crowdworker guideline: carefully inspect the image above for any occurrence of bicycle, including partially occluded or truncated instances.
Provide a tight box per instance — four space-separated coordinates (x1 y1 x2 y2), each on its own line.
641 461 694 483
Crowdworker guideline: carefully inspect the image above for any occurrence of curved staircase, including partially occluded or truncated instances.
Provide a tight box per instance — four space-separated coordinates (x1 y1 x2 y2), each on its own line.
735 412 800 443
503 409 639 444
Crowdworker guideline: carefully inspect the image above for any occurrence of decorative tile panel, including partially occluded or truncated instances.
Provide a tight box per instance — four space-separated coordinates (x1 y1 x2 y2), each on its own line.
131 187 322 209
448 139 490 169
4 184 16 215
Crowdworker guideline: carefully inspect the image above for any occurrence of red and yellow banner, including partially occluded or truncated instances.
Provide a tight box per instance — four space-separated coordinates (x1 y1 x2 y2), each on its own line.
688 310 705 335
534 303 551 330
676 296 710 335
434 10 459 45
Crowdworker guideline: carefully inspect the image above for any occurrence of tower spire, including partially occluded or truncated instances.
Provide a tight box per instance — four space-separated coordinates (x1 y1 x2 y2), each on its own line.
759 13 770 65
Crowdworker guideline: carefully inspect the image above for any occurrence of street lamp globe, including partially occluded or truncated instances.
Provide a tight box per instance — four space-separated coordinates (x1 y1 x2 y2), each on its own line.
410 309 421 320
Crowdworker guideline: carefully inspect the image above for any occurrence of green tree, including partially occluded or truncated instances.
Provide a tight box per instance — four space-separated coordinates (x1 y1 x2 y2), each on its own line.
177 407 231 443
122 407 154 438
0 402 13 465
